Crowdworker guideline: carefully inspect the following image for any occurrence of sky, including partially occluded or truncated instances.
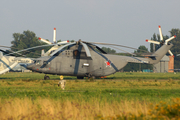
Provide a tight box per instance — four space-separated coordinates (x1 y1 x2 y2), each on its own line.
0 0 180 53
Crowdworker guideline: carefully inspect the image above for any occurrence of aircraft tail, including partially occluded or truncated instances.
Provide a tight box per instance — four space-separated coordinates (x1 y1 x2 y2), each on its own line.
148 43 173 64
0 53 33 75
0 53 18 74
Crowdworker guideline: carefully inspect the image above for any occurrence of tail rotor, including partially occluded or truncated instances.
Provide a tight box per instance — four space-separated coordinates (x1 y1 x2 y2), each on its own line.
146 25 176 57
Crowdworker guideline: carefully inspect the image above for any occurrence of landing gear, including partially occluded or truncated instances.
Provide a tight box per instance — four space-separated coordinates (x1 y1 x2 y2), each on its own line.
44 75 50 80
58 75 66 90
77 76 84 79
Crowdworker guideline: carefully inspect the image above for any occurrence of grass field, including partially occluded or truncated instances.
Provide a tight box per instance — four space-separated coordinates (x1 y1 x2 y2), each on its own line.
0 72 180 119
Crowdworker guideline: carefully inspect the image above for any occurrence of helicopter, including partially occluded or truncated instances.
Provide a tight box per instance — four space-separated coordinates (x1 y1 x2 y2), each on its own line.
0 26 176 80
24 26 175 79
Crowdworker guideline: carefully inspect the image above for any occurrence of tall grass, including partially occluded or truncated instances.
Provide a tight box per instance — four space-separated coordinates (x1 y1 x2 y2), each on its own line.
0 97 151 120
0 97 179 119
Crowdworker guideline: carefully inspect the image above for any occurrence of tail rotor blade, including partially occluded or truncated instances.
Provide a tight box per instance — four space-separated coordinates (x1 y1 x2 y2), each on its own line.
165 35 176 45
168 50 174 57
159 25 163 41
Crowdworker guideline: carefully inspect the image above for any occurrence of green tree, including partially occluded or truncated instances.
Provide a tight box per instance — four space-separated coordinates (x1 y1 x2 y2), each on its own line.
135 45 148 53
101 47 116 54
169 28 180 69
11 30 47 58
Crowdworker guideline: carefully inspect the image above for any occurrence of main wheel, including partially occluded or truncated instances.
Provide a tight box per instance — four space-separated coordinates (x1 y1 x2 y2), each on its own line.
77 76 84 79
44 75 50 80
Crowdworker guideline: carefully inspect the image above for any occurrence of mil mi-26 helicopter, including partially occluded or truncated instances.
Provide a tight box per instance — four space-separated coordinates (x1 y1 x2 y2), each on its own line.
23 26 175 79
0 26 176 80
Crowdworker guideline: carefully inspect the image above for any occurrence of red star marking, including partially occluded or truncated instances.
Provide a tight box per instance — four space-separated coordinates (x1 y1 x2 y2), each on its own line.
106 61 111 67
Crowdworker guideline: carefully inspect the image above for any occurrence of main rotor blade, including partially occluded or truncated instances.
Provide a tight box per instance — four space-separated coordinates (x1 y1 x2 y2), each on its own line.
0 49 10 55
0 45 41 56
84 41 150 53
0 40 69 57
95 45 107 54
57 40 69 44
110 46 135 56
5 44 56 56
38 37 52 45
80 42 91 57
8 50 26 57
84 42 107 54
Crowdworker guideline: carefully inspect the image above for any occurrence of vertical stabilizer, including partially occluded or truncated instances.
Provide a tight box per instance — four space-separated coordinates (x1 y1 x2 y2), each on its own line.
150 44 173 64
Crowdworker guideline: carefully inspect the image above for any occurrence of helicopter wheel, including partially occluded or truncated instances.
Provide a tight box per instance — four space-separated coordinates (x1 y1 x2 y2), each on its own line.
77 76 84 79
44 75 50 80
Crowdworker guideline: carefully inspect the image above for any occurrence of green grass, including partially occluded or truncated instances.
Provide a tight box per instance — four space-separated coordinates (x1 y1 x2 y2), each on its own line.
0 72 180 103
1 72 180 81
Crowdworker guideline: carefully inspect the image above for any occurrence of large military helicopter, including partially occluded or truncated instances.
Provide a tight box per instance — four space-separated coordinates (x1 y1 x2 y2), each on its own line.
22 26 175 79
0 26 176 80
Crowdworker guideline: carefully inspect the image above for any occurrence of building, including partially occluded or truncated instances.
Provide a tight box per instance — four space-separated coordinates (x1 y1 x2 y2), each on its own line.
153 55 174 73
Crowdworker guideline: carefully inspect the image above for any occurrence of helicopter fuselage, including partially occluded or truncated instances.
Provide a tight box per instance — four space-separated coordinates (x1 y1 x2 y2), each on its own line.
27 44 128 77
26 43 173 78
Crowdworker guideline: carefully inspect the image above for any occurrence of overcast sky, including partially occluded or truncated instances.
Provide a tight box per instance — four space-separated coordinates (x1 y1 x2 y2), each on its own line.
0 0 180 52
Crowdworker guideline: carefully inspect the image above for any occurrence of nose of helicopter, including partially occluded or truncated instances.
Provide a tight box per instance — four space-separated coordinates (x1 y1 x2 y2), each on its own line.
25 63 35 70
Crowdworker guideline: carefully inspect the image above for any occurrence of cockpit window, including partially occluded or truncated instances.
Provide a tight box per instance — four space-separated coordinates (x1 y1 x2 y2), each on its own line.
34 60 41 65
